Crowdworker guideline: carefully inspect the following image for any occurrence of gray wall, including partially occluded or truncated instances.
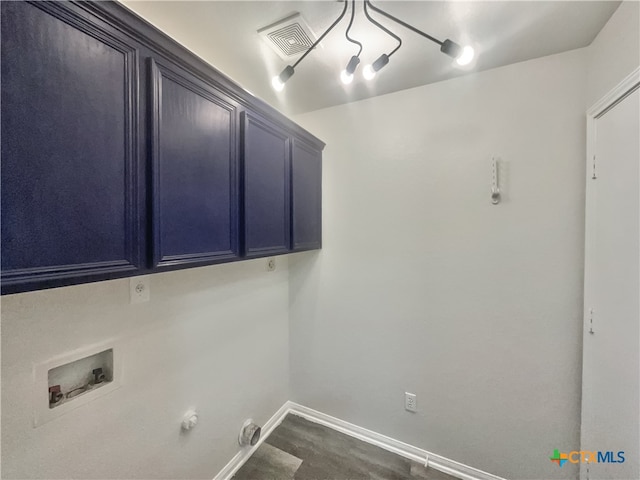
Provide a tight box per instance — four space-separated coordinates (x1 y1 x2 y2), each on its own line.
290 48 588 480
586 1 640 106
2 260 290 479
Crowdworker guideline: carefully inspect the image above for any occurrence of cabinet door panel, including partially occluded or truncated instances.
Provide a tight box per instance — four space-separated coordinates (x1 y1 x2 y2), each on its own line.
150 59 238 267
291 139 322 251
242 113 290 257
1 1 140 293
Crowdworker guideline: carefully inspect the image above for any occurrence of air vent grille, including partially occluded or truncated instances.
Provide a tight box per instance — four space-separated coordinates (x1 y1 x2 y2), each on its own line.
268 24 313 57
258 13 317 60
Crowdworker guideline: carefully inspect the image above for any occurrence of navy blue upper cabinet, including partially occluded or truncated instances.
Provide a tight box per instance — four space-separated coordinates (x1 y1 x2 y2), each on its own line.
1 2 142 294
1 1 324 294
291 138 322 251
149 59 239 268
242 112 291 257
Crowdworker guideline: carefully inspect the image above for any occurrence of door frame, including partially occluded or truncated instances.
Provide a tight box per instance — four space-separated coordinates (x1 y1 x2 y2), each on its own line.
581 65 640 480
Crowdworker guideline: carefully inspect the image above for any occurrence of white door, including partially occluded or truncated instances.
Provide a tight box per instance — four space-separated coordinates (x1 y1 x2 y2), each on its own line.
582 77 639 480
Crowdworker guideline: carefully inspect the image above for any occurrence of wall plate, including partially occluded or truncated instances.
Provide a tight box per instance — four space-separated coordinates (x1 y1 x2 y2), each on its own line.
33 339 123 427
130 276 150 304
405 392 417 412
266 258 276 272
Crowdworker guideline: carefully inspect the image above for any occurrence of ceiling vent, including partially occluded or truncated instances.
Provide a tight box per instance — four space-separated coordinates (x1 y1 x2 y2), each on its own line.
258 13 318 61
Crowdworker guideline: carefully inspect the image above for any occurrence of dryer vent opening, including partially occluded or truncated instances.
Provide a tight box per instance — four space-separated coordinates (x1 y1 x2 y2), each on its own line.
239 420 262 447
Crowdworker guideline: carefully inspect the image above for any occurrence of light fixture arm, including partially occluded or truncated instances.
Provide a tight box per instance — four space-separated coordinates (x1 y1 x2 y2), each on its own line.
366 0 443 47
345 0 363 57
292 0 350 69
363 0 402 57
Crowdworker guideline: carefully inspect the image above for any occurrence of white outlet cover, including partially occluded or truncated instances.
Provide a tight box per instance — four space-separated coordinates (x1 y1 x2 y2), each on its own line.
130 276 150 304
405 392 417 412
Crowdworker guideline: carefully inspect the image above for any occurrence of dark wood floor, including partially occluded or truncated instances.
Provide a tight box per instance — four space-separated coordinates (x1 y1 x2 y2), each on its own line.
233 414 458 480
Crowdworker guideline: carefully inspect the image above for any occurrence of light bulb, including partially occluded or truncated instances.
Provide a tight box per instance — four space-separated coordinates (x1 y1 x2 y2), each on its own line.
362 64 376 81
340 69 354 85
456 46 475 66
271 65 294 91
271 75 285 92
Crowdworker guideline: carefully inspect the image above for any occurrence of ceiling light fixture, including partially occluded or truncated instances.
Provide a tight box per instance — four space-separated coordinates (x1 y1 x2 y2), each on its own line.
340 0 362 85
270 0 475 91
365 0 475 67
340 57 358 84
361 0 401 80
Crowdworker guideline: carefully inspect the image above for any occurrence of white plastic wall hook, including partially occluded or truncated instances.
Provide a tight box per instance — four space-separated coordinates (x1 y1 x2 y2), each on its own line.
491 157 501 205
181 410 198 431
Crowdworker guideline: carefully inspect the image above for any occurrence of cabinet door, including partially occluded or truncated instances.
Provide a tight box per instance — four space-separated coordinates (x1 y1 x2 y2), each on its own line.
291 138 322 251
1 2 141 294
149 59 239 268
242 112 291 257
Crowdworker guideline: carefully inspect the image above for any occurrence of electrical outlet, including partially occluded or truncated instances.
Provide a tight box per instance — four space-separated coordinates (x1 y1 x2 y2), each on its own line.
405 392 417 412
266 257 276 271
130 276 150 304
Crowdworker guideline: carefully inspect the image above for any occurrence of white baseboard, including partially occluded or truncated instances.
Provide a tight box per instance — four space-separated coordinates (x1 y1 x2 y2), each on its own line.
213 401 291 480
214 401 508 480
288 402 507 480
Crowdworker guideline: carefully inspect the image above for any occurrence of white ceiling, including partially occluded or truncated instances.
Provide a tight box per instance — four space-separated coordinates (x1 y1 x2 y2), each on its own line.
122 1 620 115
